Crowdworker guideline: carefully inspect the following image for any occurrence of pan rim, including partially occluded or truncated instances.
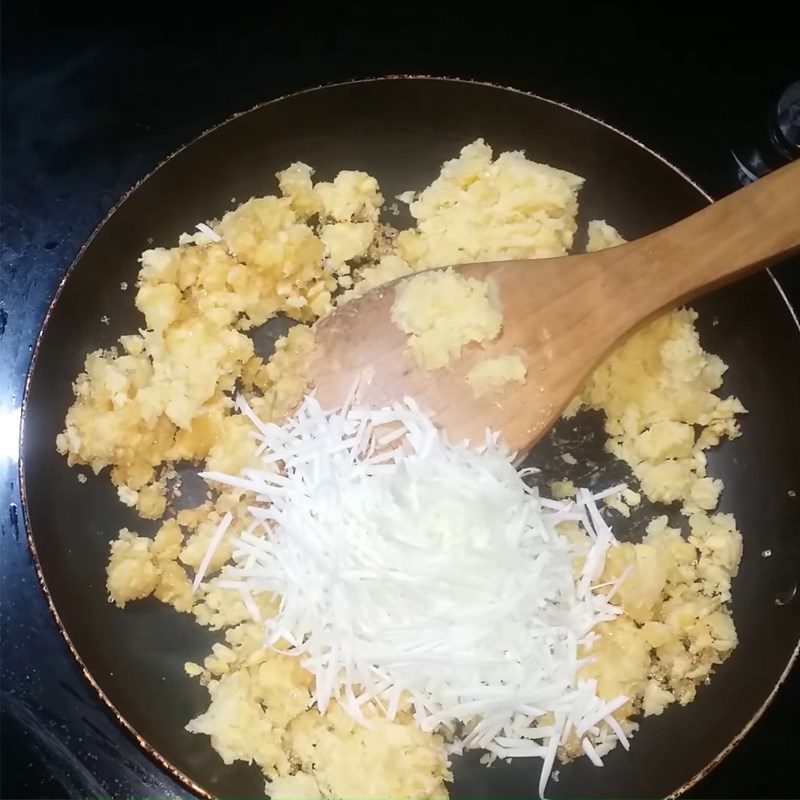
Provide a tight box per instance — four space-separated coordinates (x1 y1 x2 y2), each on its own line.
18 73 800 800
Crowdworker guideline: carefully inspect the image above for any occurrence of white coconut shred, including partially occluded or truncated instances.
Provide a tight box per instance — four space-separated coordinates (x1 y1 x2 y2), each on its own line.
202 391 631 794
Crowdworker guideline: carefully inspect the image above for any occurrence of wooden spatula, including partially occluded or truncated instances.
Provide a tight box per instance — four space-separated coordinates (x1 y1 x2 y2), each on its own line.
309 161 800 453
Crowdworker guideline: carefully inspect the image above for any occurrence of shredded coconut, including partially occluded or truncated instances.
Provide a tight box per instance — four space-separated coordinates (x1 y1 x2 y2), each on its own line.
202 392 629 793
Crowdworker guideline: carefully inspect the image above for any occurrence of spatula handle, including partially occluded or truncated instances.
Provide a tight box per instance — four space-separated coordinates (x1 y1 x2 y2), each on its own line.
607 160 800 322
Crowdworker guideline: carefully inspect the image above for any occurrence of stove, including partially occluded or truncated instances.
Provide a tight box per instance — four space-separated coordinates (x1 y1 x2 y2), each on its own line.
2 5 798 798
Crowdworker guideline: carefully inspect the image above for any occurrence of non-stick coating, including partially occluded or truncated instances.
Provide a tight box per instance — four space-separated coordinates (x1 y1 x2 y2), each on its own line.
21 78 800 799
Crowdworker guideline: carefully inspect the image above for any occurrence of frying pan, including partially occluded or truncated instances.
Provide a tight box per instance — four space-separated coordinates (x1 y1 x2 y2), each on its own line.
20 77 800 799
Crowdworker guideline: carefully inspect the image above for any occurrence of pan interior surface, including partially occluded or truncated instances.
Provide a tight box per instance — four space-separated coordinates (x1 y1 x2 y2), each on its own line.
21 78 800 800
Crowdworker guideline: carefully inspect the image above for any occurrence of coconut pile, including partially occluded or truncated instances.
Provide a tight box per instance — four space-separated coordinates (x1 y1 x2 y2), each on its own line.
202 391 631 793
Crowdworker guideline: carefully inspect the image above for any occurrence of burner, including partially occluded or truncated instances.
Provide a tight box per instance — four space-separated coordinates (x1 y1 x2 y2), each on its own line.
733 81 800 184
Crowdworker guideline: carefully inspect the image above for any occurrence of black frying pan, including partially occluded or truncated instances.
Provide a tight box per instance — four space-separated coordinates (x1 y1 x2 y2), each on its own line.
20 78 800 800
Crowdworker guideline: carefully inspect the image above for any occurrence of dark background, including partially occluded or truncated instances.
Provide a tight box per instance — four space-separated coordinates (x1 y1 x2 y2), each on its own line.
1 3 798 798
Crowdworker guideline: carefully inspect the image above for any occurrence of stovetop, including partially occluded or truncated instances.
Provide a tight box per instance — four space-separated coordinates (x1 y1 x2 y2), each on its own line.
2 5 798 798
